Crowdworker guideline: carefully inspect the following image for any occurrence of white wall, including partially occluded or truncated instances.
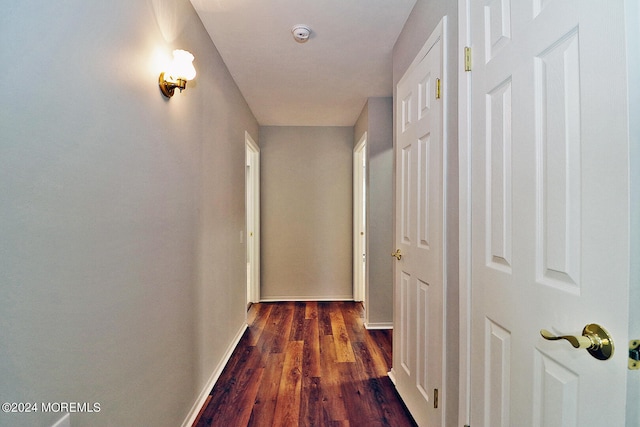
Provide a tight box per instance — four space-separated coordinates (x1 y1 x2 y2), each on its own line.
354 98 394 326
260 126 353 300
393 1 459 426
0 1 258 426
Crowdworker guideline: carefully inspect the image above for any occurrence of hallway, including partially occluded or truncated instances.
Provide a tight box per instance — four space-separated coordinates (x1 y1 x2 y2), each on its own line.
193 301 416 426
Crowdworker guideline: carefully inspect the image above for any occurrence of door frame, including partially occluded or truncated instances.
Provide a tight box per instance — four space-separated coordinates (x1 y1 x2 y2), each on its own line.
457 0 471 425
353 132 367 305
245 131 260 305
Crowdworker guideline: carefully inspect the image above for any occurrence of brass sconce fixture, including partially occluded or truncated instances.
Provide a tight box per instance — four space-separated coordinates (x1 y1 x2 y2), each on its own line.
159 49 196 98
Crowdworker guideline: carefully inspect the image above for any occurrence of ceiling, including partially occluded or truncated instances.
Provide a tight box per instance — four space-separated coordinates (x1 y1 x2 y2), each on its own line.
190 0 416 126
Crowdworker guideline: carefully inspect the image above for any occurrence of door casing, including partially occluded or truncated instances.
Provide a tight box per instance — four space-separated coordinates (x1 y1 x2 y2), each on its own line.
245 131 260 305
353 133 367 306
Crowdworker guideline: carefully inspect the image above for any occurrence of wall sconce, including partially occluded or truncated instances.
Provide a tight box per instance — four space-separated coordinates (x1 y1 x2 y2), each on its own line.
158 49 196 98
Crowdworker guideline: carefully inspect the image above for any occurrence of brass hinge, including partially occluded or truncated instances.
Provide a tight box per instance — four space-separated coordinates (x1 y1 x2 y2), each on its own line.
436 78 441 99
434 388 438 408
630 340 640 370
464 46 472 72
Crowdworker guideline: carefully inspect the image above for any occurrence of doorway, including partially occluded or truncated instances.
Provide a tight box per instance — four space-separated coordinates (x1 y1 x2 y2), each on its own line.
245 132 260 306
353 133 367 307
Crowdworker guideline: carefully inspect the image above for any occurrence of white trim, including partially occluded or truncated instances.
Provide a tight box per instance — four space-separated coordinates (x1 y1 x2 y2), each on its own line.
50 414 71 427
440 16 449 427
353 132 368 307
388 368 397 385
364 322 393 330
457 0 472 426
245 131 260 305
181 323 248 427
259 297 354 302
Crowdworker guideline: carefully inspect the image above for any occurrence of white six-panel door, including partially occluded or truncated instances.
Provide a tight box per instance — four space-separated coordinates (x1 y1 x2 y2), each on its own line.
468 1 630 426
392 18 446 427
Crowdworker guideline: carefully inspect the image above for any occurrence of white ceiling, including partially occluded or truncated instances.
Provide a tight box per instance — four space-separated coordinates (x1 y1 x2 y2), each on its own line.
190 0 416 126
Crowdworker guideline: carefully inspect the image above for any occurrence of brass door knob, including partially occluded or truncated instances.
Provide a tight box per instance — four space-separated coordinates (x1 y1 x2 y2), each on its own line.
391 249 402 260
540 323 614 360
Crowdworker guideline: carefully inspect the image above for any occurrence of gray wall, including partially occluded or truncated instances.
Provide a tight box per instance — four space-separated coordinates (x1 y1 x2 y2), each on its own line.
393 1 459 426
260 126 353 300
0 1 258 426
354 98 394 326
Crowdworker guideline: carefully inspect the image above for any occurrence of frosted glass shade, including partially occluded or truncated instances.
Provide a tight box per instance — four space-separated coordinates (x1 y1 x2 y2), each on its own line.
166 49 196 81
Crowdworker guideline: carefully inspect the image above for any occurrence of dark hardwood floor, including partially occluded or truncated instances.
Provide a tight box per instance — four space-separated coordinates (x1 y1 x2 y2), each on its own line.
193 301 417 427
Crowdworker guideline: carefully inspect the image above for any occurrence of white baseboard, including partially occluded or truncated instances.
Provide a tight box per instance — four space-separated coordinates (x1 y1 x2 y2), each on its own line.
181 323 248 427
388 368 397 385
51 414 70 427
364 322 393 330
259 296 354 302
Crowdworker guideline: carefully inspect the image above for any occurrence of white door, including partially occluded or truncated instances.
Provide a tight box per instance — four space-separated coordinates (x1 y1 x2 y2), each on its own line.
392 18 446 427
468 1 630 426
353 133 367 303
245 132 260 305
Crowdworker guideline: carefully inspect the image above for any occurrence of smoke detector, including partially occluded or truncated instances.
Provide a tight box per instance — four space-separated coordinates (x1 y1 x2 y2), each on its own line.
291 25 311 43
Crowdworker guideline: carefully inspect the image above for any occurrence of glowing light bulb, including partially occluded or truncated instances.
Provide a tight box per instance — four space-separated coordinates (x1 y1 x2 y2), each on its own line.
167 49 196 81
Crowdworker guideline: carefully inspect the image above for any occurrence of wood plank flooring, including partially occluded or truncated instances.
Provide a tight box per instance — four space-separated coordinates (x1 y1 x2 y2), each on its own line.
193 301 416 427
